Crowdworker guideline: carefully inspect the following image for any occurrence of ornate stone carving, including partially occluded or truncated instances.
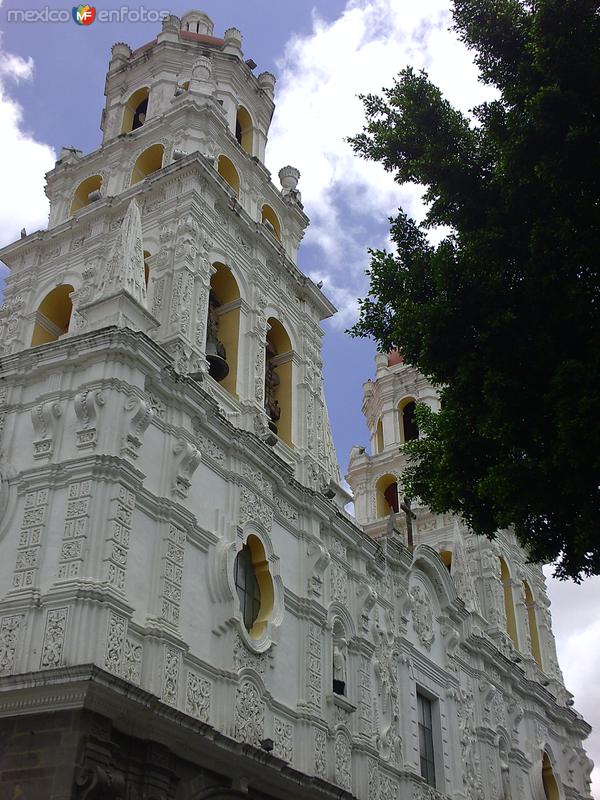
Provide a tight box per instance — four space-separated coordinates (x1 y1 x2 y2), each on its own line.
273 717 293 762
358 654 374 738
454 684 484 800
242 462 273 499
334 731 352 791
233 633 267 675
74 388 105 449
13 487 49 590
0 614 23 675
104 612 127 675
185 671 211 722
373 622 402 766
410 583 435 650
314 728 327 778
57 480 92 580
307 538 330 598
235 680 264 746
123 637 142 684
121 395 154 458
40 607 68 669
159 524 186 626
306 622 322 708
357 579 378 634
239 486 273 531
30 400 62 459
329 560 348 604
172 438 201 498
103 485 134 591
162 646 180 706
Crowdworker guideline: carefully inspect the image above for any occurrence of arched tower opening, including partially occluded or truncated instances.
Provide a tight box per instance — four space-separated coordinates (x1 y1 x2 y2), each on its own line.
130 144 164 185
499 557 519 649
121 87 149 134
206 263 240 397
235 106 253 155
261 204 281 241
264 318 293 446
399 398 419 443
31 284 74 346
70 175 102 214
523 580 543 669
542 752 560 800
376 418 384 453
375 474 399 518
143 250 151 287
439 550 452 572
217 155 240 197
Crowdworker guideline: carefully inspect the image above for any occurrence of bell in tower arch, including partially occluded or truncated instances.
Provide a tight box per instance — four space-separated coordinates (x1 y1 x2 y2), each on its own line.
205 292 229 382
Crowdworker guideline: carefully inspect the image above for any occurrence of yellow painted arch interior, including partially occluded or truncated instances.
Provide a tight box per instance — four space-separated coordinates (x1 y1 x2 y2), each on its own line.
211 262 240 397
499 557 519 649
261 204 281 240
121 87 149 134
236 105 253 154
31 284 74 346
375 473 397 518
246 534 274 640
70 174 102 214
266 317 293 446
130 144 164 185
217 154 240 197
542 753 560 800
523 580 543 669
376 418 384 453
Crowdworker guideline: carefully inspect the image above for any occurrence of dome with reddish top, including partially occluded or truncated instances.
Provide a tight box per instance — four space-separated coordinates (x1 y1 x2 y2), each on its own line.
387 348 403 366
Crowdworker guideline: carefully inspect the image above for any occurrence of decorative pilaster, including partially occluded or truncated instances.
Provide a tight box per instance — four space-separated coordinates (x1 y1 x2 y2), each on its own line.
102 485 135 592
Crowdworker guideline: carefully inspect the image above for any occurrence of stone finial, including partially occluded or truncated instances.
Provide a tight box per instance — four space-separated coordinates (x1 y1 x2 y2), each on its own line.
97 199 147 306
59 146 82 164
223 27 243 58
110 42 131 62
161 14 181 34
278 166 300 192
258 71 276 99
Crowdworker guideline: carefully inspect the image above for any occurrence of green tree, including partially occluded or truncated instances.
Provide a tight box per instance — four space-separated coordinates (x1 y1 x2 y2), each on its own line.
349 0 600 580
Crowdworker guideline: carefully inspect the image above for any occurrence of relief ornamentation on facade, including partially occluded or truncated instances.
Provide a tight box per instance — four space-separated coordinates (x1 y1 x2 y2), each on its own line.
0 614 23 675
410 583 435 650
239 485 273 531
185 671 211 722
314 728 327 778
373 622 402 766
334 731 352 791
162 646 180 707
159 524 186 627
273 717 293 762
104 611 127 675
123 637 142 684
103 485 134 591
40 607 68 669
13 488 49 591
306 622 322 708
235 680 264 746
58 480 92 580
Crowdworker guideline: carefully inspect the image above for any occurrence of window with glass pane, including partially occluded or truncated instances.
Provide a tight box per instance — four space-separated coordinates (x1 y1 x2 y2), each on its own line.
234 544 261 632
417 692 436 788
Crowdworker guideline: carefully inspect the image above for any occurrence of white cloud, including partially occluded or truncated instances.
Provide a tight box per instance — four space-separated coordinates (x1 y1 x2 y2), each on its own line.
266 0 495 328
0 30 55 255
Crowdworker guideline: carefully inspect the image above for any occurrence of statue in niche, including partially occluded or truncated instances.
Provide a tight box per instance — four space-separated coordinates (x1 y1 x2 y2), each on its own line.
333 639 347 696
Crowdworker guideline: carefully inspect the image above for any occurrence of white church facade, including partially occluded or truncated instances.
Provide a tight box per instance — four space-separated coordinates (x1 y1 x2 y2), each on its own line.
0 11 593 800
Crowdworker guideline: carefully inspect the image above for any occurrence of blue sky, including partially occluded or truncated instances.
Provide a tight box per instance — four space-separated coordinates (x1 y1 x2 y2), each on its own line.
0 0 598 790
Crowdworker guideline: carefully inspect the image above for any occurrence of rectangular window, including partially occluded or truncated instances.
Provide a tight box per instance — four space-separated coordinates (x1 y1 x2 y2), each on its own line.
417 692 436 788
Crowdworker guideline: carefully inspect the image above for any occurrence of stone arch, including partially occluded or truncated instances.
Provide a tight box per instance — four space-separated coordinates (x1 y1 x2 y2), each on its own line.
121 86 149 133
217 154 240 197
375 473 398 518
530 748 562 800
130 143 164 185
31 284 74 346
70 174 102 214
499 555 519 649
207 262 241 396
375 417 384 453
235 105 254 155
265 316 293 446
398 396 419 443
411 544 458 611
523 579 543 669
261 204 281 240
